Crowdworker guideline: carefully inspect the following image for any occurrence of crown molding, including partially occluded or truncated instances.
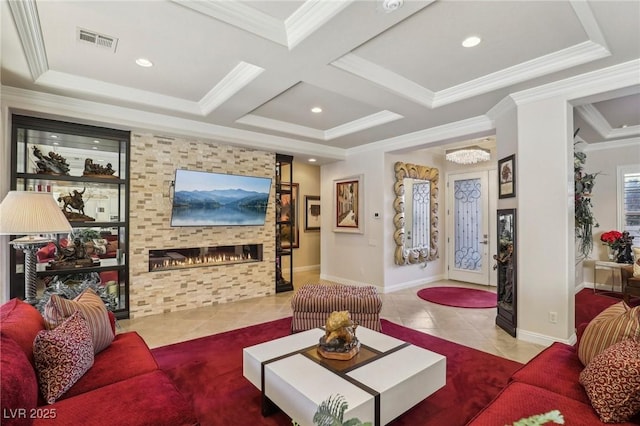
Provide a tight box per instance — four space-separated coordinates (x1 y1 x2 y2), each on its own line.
570 1 608 49
36 60 263 117
334 39 609 111
485 96 516 122
582 137 640 152
348 115 493 155
7 0 48 80
575 104 612 136
37 70 200 114
237 110 403 141
575 104 640 140
170 0 287 46
172 0 352 50
433 41 610 108
332 1 610 110
236 114 324 139
1 86 346 161
285 0 353 50
198 62 264 115
510 59 640 106
331 53 435 107
325 110 403 140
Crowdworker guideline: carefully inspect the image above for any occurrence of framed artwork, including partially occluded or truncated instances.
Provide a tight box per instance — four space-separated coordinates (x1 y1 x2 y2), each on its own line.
305 195 321 231
334 175 364 233
279 183 299 248
498 154 516 199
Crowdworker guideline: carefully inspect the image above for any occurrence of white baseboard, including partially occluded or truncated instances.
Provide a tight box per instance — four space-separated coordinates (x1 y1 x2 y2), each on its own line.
293 264 320 273
319 273 381 291
318 273 447 294
382 274 447 294
517 328 577 347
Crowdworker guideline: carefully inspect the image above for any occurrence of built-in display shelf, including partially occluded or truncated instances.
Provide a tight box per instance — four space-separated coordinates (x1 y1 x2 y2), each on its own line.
148 244 263 272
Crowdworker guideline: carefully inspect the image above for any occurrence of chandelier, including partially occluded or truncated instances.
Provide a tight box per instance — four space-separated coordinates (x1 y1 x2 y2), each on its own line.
445 146 491 165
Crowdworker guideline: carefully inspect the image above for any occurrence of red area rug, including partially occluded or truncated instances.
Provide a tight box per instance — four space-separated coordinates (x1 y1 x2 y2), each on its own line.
152 317 521 425
417 286 497 308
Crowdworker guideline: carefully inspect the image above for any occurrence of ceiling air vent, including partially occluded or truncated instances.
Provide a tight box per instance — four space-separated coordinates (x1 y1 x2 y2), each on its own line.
77 28 118 53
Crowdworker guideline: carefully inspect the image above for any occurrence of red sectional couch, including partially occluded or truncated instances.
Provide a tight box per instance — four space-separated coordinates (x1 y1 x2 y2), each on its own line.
468 342 639 425
469 315 640 425
0 299 198 426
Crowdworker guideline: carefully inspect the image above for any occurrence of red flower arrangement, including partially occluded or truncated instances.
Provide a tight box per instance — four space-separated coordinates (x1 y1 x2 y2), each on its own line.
600 230 623 249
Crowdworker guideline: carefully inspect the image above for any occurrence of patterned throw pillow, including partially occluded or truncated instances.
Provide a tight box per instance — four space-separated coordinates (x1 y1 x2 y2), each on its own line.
580 339 640 423
633 247 640 277
577 301 640 366
33 311 94 404
43 288 114 354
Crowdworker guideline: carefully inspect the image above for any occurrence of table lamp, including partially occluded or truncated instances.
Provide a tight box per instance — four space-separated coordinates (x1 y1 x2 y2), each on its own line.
0 191 72 304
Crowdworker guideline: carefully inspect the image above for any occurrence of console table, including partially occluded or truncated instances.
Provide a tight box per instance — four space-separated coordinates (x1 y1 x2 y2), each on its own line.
593 260 626 293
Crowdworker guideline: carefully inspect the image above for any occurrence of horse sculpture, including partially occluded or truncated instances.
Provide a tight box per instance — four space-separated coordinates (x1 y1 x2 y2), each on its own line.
58 188 86 215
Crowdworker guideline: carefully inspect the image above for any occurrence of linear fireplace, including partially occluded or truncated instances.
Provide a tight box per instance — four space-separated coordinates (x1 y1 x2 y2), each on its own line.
149 244 263 272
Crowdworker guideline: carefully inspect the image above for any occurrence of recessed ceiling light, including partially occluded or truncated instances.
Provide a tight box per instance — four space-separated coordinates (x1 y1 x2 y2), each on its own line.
308 158 317 163
92 146 98 150
311 107 322 113
50 134 58 138
135 58 153 67
462 36 482 48
621 124 629 128
93 140 100 144
53 142 59 146
381 0 404 12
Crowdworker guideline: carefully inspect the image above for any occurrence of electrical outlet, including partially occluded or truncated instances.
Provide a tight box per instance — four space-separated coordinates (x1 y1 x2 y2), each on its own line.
549 311 558 324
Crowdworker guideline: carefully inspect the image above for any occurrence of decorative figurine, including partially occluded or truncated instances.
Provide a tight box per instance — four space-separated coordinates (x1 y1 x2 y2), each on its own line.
33 146 70 175
83 158 117 178
57 188 95 222
317 310 360 360
616 231 634 264
47 237 94 270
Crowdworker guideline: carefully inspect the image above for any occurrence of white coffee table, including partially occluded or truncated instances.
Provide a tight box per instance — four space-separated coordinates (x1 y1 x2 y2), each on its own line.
243 326 446 426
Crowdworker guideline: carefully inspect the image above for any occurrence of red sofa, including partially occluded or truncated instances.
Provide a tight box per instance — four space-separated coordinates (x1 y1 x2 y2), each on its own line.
0 299 198 426
468 326 640 425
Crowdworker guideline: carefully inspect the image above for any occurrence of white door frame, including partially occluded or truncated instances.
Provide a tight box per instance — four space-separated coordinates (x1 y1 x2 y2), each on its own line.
446 169 498 286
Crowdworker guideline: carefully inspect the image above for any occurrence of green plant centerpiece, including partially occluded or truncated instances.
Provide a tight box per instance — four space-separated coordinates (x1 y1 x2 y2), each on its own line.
574 129 599 260
291 394 371 426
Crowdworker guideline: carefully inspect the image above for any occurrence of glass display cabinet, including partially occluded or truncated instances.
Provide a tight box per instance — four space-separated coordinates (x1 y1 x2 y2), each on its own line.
9 115 131 318
275 154 294 292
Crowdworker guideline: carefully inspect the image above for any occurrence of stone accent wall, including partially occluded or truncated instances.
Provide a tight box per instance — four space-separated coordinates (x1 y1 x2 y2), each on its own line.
128 133 275 318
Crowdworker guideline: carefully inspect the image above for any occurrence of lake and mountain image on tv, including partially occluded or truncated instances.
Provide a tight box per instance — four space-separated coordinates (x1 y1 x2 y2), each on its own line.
171 170 272 226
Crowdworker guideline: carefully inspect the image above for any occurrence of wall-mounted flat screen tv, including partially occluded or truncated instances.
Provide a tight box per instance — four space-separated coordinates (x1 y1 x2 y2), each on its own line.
170 169 272 227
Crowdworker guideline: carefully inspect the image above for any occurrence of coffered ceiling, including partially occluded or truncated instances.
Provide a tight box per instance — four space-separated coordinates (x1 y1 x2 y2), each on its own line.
2 0 639 163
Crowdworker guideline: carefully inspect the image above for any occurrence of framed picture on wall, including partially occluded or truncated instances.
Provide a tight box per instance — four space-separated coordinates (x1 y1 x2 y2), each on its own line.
498 154 516 199
334 175 364 234
305 195 321 231
280 183 299 248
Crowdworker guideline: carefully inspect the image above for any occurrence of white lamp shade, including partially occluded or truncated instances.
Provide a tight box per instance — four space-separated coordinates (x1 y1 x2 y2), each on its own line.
0 191 72 235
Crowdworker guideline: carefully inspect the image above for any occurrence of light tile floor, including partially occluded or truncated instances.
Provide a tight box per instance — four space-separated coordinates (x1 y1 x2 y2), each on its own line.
118 270 545 364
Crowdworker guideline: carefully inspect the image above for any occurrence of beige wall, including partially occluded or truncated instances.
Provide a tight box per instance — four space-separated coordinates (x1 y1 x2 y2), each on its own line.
128 133 276 318
291 161 321 271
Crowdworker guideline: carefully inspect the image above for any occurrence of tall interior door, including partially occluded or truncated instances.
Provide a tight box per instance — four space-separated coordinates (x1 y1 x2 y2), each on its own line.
447 171 492 285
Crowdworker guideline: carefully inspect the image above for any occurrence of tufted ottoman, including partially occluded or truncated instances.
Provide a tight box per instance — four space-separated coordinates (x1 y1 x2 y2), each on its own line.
291 284 382 333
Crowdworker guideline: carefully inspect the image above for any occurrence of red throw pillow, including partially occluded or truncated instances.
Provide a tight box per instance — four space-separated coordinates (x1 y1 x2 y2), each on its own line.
33 311 95 404
580 339 640 423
